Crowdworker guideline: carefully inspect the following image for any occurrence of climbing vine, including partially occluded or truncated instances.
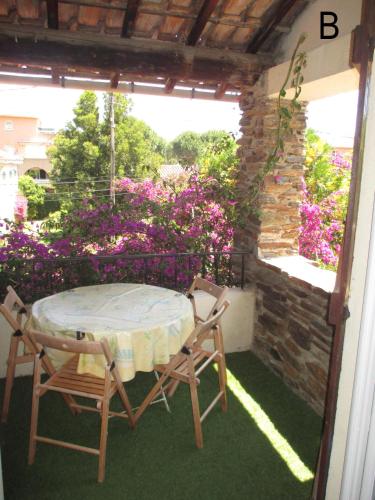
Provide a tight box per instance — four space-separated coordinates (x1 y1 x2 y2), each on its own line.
246 33 307 213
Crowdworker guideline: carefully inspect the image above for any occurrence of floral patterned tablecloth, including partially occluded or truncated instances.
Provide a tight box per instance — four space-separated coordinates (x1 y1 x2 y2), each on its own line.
30 283 194 381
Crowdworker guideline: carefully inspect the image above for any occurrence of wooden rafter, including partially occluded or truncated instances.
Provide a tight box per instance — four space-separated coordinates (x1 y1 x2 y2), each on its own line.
45 0 262 29
121 0 141 38
246 0 299 53
187 0 219 46
51 67 60 83
164 78 176 95
46 0 59 30
165 0 219 95
110 72 120 89
214 82 228 100
164 78 177 94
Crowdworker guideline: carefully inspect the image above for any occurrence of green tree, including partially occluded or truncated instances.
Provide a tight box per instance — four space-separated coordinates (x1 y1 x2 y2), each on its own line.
304 128 351 203
171 131 203 167
48 91 105 208
198 131 238 199
18 175 46 220
48 91 167 209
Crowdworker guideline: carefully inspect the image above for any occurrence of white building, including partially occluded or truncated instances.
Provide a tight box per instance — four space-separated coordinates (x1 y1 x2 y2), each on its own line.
0 148 22 221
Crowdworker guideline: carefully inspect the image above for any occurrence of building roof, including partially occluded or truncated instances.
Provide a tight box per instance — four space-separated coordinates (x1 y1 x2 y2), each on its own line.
0 112 39 120
0 0 308 101
159 164 186 178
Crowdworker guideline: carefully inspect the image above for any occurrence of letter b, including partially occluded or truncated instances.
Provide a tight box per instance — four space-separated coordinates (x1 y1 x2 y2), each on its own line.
320 11 339 39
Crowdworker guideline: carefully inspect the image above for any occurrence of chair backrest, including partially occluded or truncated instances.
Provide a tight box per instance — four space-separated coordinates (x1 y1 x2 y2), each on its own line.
3 285 25 311
0 286 27 332
28 329 114 367
184 300 230 349
187 276 228 320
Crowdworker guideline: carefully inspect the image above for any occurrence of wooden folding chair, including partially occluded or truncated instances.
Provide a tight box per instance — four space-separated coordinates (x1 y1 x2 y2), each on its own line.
0 286 34 423
27 330 135 483
165 276 228 398
0 286 77 423
134 301 230 449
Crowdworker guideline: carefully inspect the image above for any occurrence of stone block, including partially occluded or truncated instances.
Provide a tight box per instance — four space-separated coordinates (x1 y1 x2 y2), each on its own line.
288 319 312 350
258 312 281 329
263 297 288 317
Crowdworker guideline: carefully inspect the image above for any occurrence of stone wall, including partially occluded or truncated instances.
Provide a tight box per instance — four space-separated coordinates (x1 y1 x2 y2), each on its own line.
235 74 332 415
249 258 333 416
236 75 307 258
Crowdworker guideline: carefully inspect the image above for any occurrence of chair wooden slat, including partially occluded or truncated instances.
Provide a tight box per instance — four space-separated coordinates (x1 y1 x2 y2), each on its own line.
27 330 135 483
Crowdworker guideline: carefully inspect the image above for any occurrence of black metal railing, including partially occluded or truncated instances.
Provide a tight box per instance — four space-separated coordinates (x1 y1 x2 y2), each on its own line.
0 251 251 302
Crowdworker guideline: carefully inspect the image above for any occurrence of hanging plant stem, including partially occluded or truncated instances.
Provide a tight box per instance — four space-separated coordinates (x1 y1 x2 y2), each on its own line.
246 33 307 213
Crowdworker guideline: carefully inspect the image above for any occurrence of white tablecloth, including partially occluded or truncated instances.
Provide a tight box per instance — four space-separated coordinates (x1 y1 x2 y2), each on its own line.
30 283 194 381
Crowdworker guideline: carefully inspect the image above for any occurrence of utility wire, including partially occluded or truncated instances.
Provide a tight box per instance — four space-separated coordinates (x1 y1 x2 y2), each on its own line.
44 188 114 197
42 192 138 202
49 177 143 183
48 178 111 185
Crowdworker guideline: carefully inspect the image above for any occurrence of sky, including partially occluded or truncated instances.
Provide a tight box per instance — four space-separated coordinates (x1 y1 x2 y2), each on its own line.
0 83 358 145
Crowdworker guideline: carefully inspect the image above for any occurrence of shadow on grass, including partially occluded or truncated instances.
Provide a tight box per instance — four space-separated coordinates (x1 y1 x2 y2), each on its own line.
0 351 322 500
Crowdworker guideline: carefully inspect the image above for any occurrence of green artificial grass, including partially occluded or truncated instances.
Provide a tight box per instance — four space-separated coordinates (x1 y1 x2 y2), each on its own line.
0 352 322 500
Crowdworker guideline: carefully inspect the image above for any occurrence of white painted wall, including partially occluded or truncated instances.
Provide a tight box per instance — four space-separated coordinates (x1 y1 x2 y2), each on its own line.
326 52 375 499
266 0 361 101
193 287 255 354
0 287 255 378
278 0 361 62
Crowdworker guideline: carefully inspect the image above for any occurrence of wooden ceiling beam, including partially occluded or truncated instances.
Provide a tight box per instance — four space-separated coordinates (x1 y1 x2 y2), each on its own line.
46 0 59 30
165 0 219 95
246 0 300 53
121 0 141 38
0 26 270 84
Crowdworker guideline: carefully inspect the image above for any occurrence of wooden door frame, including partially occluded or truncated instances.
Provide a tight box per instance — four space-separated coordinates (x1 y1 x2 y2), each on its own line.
313 0 375 497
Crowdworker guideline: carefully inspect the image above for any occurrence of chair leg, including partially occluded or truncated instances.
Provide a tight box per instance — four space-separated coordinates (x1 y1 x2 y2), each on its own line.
189 379 203 449
166 379 180 398
214 326 227 412
116 382 136 428
1 335 20 423
28 359 42 465
98 397 110 483
187 355 203 449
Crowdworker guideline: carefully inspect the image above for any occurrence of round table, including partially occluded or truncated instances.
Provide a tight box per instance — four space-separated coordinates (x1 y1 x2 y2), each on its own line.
30 283 195 382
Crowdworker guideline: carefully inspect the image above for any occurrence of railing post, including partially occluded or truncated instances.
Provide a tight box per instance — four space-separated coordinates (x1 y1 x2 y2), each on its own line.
174 255 178 289
202 255 207 278
241 253 245 289
214 254 219 284
143 257 147 284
